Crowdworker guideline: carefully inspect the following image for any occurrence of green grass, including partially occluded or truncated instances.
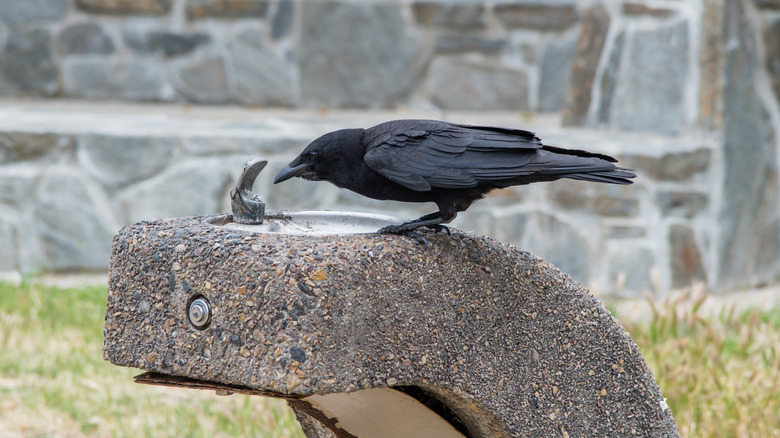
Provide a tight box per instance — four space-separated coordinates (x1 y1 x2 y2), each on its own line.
0 281 304 438
616 292 780 438
1 281 779 437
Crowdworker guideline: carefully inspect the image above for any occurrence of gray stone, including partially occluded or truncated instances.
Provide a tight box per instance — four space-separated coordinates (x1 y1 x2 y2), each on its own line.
620 149 711 182
264 159 341 210
592 185 639 217
77 134 176 187
669 225 706 289
753 0 780 8
186 0 269 19
227 31 293 106
604 226 646 239
76 0 173 14
299 2 425 108
718 0 780 289
0 170 42 272
434 35 506 54
508 212 590 283
271 0 294 39
495 2 578 31
0 172 36 207
562 5 610 126
450 208 497 238
608 245 655 297
119 161 234 223
411 2 486 28
62 58 169 100
182 135 308 156
597 31 625 124
105 216 680 437
124 32 210 57
173 58 231 103
491 210 529 244
0 220 17 271
622 3 676 17
698 0 724 130
0 0 67 26
520 43 537 63
656 191 708 218
547 180 639 217
538 36 577 112
0 132 69 163
609 21 689 135
764 19 780 105
426 57 529 111
58 23 115 56
35 173 115 270
0 28 59 96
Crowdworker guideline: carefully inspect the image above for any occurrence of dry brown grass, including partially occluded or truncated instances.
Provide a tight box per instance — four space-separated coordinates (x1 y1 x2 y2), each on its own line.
615 289 780 437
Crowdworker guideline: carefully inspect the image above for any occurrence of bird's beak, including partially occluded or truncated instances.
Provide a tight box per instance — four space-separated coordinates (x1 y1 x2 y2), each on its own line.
273 162 310 184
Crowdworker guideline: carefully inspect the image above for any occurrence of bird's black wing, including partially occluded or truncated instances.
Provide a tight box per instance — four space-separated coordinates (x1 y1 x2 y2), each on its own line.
363 119 546 192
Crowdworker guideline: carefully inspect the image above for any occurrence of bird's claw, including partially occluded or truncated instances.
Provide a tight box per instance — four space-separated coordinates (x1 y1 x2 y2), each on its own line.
408 231 429 248
426 224 451 235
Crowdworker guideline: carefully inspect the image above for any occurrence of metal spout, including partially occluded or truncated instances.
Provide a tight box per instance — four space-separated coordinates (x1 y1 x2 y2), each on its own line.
230 158 267 224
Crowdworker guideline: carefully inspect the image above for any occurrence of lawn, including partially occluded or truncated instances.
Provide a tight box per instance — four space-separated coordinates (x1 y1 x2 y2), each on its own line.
0 281 304 438
0 281 778 437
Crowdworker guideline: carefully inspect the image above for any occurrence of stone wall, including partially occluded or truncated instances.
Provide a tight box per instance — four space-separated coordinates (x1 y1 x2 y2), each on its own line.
0 0 588 111
1 0 780 296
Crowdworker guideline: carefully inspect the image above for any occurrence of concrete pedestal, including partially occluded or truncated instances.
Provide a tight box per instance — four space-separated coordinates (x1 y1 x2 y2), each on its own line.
103 213 679 437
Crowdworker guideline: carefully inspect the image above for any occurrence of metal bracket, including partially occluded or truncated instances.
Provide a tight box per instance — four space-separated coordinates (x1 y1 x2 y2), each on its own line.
230 158 268 224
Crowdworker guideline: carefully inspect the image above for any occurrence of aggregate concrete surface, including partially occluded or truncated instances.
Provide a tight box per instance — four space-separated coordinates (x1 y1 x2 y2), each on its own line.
103 214 679 437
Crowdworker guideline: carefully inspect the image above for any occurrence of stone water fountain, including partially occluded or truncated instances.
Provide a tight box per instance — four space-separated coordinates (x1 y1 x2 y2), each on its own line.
102 158 679 437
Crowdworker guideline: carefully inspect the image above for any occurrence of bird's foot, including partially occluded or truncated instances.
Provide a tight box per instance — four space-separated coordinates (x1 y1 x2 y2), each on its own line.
378 224 433 248
378 222 422 235
377 224 406 235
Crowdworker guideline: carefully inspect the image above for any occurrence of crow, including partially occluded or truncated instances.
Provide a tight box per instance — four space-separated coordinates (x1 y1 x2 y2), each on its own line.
274 119 635 235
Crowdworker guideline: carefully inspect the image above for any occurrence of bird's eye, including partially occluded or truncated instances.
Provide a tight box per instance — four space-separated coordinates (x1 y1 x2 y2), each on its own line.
306 151 319 161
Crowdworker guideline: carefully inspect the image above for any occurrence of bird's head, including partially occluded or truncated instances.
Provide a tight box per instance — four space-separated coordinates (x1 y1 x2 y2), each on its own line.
273 129 363 185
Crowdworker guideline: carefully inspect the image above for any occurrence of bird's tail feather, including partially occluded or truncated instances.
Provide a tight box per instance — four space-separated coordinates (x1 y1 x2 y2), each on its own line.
564 167 636 185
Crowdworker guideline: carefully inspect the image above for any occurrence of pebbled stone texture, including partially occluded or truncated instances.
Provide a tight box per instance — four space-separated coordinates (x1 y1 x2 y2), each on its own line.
103 214 680 437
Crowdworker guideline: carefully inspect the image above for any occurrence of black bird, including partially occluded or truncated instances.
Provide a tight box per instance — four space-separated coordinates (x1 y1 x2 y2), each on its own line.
274 119 635 234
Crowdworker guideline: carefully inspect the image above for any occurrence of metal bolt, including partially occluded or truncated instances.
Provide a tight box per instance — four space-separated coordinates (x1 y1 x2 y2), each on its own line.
188 297 211 329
